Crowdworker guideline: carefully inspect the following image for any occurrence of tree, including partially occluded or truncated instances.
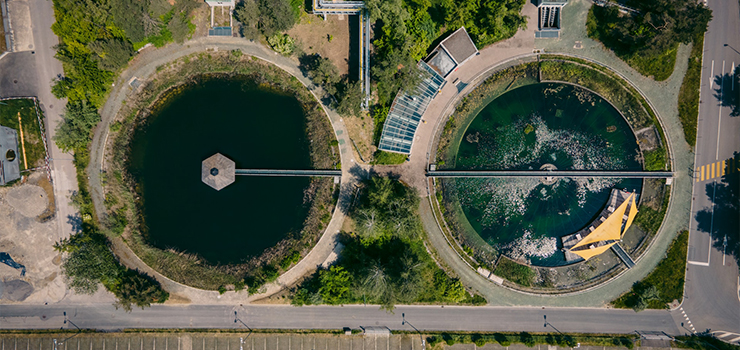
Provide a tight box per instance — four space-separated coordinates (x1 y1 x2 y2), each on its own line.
302 55 340 96
110 0 146 42
267 33 295 56
319 266 351 304
258 0 295 36
235 0 261 39
55 232 121 294
111 271 170 311
337 81 364 117
54 101 101 152
88 39 134 70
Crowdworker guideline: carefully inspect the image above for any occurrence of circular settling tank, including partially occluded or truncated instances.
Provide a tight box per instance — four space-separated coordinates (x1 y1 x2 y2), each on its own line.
129 76 313 266
451 83 642 266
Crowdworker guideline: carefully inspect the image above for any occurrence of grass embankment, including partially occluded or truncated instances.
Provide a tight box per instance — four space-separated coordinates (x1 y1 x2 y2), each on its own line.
633 184 670 237
612 230 688 310
539 58 670 171
493 257 534 287
0 98 47 172
291 177 485 309
0 12 6 53
105 51 340 291
370 150 407 165
427 332 637 349
677 34 705 148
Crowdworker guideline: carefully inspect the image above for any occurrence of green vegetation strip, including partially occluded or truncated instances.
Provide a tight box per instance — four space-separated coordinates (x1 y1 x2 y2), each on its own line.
612 230 688 311
370 150 407 165
427 332 637 349
291 177 485 309
677 34 705 148
0 99 47 171
105 51 339 291
492 257 534 287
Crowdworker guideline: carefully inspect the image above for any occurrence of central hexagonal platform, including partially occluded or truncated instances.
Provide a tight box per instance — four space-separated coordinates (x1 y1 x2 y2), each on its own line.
201 153 235 191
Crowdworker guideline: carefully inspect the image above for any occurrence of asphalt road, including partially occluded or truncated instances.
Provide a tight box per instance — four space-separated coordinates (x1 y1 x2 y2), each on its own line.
0 0 79 242
0 304 681 334
684 0 740 336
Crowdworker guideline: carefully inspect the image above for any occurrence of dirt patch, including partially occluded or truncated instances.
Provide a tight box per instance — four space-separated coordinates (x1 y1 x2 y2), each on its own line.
164 293 191 304
4 184 47 217
28 172 56 223
191 5 212 38
287 14 350 76
0 279 33 301
343 114 375 163
635 126 660 152
211 6 231 27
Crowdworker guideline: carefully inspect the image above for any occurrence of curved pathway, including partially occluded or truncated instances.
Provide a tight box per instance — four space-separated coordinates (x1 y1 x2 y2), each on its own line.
398 0 693 310
88 36 360 304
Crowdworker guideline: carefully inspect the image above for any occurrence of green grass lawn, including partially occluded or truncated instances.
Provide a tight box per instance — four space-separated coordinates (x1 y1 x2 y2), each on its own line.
612 230 688 310
677 34 704 148
0 99 47 171
371 150 408 165
624 44 678 82
493 257 534 287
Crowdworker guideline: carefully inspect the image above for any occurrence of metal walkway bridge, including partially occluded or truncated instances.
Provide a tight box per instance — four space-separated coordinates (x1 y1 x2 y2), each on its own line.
235 169 342 177
426 170 674 178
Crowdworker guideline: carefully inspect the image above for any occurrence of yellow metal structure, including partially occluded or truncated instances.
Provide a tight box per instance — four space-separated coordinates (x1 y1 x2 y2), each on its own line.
568 193 638 261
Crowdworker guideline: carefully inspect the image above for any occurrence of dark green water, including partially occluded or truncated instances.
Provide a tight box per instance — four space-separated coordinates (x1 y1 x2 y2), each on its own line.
452 83 642 266
129 76 312 266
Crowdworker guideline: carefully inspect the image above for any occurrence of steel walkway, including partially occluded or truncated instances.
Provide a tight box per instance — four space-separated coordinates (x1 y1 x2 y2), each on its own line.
426 170 674 178
611 243 636 268
235 169 342 177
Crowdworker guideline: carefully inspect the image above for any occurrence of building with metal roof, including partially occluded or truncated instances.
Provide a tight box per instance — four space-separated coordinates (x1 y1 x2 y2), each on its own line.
0 125 20 186
425 27 479 78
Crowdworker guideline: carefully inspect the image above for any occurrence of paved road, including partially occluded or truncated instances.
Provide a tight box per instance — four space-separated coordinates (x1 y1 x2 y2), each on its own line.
0 304 680 334
683 0 740 336
0 0 79 243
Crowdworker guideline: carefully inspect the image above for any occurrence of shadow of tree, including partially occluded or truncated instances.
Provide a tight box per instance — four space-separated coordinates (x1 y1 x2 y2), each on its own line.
66 214 83 233
695 151 740 269
712 68 739 117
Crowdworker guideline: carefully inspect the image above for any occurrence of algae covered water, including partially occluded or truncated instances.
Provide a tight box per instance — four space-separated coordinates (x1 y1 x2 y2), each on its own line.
453 83 642 266
129 77 312 265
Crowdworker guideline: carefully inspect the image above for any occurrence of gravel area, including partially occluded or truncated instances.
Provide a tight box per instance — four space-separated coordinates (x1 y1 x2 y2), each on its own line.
3 184 47 218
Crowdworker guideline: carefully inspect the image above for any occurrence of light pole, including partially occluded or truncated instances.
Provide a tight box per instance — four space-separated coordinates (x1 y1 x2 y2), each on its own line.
55 312 82 350
402 313 425 350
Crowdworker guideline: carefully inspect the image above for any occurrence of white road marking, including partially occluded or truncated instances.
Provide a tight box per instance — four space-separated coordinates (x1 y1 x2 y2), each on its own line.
733 62 736 91
717 60 725 160
731 337 740 343
711 60 715 89
688 260 710 266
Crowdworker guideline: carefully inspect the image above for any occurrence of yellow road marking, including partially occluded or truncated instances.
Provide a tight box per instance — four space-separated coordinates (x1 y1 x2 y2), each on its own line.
711 162 715 179
17 112 28 170
696 167 700 182
721 160 726 176
701 165 705 181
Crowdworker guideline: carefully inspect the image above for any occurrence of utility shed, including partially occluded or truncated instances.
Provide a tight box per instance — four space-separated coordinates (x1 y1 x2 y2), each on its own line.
0 125 20 186
425 27 479 77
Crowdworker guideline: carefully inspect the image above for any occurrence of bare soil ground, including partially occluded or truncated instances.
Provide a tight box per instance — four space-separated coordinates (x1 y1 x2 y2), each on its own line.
191 4 212 38
287 14 350 76
212 6 231 27
343 114 375 163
